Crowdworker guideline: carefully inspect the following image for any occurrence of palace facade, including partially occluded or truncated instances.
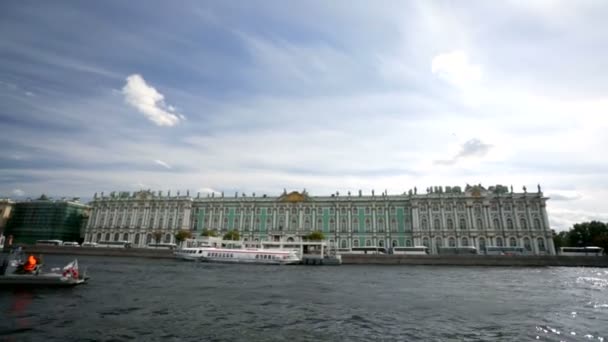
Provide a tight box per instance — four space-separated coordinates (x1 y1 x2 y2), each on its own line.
84 184 556 255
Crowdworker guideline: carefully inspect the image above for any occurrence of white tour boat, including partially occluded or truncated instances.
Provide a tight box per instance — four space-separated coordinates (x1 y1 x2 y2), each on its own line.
175 246 301 265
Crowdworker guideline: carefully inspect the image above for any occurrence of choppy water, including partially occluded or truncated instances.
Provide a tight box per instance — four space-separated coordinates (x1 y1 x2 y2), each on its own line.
1 255 607 342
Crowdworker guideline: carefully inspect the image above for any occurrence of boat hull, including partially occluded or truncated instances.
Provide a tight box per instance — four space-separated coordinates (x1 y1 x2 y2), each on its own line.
0 274 87 287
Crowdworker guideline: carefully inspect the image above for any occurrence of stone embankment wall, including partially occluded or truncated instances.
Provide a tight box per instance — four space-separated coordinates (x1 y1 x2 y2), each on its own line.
342 254 608 267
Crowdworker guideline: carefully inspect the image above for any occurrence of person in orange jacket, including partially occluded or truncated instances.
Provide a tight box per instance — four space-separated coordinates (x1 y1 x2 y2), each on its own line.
22 255 37 272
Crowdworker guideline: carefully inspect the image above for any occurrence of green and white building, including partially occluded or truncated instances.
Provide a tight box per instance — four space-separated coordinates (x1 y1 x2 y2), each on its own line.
84 184 556 255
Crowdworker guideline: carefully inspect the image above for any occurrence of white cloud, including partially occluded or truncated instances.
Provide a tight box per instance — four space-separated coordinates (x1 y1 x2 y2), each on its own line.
154 159 172 169
431 50 482 87
435 138 493 165
547 190 582 201
12 189 25 196
122 74 182 126
549 208 608 231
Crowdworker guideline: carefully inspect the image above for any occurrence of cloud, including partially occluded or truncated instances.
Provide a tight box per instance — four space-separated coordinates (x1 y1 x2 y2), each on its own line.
435 138 493 165
154 159 172 169
547 190 582 201
12 189 25 196
549 208 608 231
122 74 182 127
431 50 482 87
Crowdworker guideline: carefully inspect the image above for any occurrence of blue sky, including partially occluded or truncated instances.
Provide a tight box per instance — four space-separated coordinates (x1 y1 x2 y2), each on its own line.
1 0 608 230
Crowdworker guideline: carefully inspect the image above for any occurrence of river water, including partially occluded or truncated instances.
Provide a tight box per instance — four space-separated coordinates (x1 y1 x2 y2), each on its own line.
0 255 607 341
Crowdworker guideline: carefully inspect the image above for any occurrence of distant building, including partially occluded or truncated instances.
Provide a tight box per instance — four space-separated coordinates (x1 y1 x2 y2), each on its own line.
5 195 90 244
0 199 15 246
84 185 556 255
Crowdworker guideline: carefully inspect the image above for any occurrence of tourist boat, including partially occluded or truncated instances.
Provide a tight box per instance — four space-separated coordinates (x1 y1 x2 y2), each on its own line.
0 249 88 287
176 247 302 264
174 246 301 265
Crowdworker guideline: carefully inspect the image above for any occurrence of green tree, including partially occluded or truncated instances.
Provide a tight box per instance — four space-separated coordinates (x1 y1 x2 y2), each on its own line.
552 230 569 250
200 229 218 237
174 230 193 244
152 230 163 244
568 221 607 247
223 230 240 241
305 230 325 241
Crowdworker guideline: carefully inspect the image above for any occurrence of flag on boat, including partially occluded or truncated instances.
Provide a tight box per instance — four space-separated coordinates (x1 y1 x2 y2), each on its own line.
62 259 79 279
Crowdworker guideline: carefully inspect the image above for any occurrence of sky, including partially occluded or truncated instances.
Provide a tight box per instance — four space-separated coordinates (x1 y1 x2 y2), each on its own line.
1 1 608 231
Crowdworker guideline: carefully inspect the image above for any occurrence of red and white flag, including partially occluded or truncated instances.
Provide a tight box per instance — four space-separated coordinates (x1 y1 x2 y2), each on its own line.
62 260 79 279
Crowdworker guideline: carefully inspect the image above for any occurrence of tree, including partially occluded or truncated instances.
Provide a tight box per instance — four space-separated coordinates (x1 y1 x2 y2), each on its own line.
305 230 325 241
200 229 218 237
152 230 163 244
223 230 240 241
174 230 193 244
552 230 569 250
568 221 607 247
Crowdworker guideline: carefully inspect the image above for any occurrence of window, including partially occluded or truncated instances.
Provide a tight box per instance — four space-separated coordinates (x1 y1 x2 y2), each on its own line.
433 219 441 230
509 237 517 247
341 240 347 248
537 238 546 252
392 240 398 247
405 239 412 247
341 220 348 232
506 218 514 229
353 239 359 247
114 233 120 241
476 218 483 229
365 240 372 247
435 237 443 249
422 237 429 247
479 237 486 250
447 218 454 229
377 219 384 233
534 219 542 229
493 218 500 229
448 237 456 247
520 218 528 229
459 218 466 230
391 219 397 232
421 219 428 230
461 237 469 246
123 233 129 241
496 237 504 247
524 237 532 251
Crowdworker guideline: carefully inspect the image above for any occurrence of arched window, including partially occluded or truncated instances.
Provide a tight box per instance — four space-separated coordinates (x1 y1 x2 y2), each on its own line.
479 237 486 251
391 219 397 232
422 237 429 247
96 233 102 242
353 219 359 233
164 234 172 243
365 219 371 232
448 237 456 247
377 219 384 232
341 220 348 232
476 218 483 229
146 234 152 244
114 233 120 241
496 237 504 247
459 218 466 230
134 233 140 245
506 219 513 229
435 237 443 249
405 239 412 247
493 218 500 229
509 237 517 247
123 233 129 241
353 239 359 247
534 219 542 229
537 238 546 252
447 218 454 229
520 218 528 229
341 240 347 248
421 219 428 230
523 237 531 251
365 239 372 247
392 240 398 247
378 240 384 247
434 219 441 230
329 219 335 232
461 237 469 246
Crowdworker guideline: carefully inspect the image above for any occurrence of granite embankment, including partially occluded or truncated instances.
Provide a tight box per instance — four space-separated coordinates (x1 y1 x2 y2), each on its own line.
6 246 608 267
